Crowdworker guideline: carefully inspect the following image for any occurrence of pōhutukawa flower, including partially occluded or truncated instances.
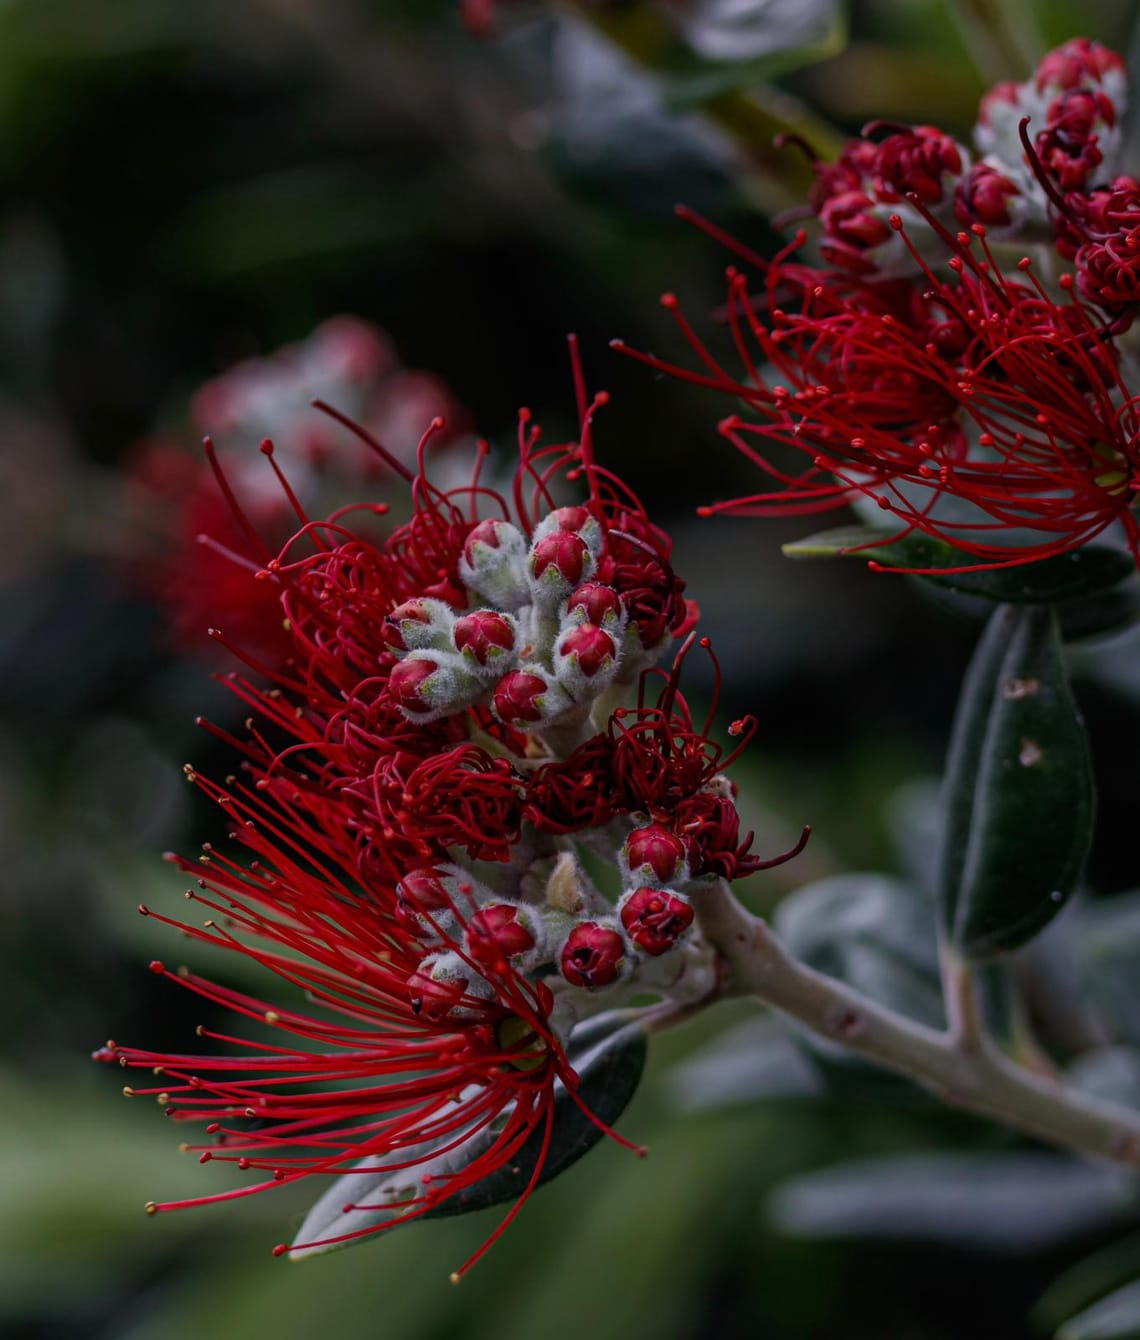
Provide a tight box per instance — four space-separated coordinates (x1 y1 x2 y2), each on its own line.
117 315 470 663
97 341 805 1274
617 38 1140 573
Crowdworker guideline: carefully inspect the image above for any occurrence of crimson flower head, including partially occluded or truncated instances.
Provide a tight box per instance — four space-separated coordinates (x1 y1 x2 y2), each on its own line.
119 316 469 663
618 39 1140 573
98 339 801 1273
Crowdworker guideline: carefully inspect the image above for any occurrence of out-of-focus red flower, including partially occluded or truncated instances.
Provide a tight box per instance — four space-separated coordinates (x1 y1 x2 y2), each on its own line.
121 317 469 662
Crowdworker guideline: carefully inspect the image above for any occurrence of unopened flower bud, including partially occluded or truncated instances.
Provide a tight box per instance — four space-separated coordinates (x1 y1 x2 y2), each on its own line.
388 651 481 723
1035 37 1125 103
395 866 459 938
528 531 595 601
396 863 494 936
565 581 625 631
954 162 1022 230
464 902 541 967
532 505 603 556
559 920 630 989
458 518 529 609
554 622 618 700
622 825 688 886
492 666 572 727
406 950 491 1022
618 886 694 957
382 597 456 652
453 609 519 674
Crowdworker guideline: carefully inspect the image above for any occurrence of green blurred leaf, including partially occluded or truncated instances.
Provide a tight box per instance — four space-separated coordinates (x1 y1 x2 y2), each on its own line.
938 605 1094 959
662 0 846 106
289 1014 647 1258
1069 1048 1140 1113
1058 1279 1140 1340
1079 892 1140 1048
769 1153 1137 1252
784 527 1134 606
664 1015 823 1113
1036 1234 1140 1337
775 874 943 1094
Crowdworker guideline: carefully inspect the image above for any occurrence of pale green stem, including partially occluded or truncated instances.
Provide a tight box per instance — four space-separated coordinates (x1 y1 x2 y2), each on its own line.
696 879 1140 1166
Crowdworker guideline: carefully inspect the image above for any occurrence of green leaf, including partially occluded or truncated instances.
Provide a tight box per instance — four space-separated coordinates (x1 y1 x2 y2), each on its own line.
783 526 1134 605
1079 892 1140 1048
1069 1048 1140 1113
1034 1234 1140 1337
1058 1279 1140 1340
938 605 1095 959
775 874 943 1095
768 1153 1136 1252
664 1016 823 1113
662 0 846 107
289 1013 647 1259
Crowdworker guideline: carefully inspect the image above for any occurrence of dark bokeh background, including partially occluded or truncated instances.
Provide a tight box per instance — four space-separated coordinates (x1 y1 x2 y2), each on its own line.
3 2 1140 1337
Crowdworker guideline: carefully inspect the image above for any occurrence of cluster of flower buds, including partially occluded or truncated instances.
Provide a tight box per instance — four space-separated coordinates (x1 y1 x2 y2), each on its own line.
796 37 1137 322
101 369 803 1267
384 502 655 734
392 838 700 1015
625 36 1140 569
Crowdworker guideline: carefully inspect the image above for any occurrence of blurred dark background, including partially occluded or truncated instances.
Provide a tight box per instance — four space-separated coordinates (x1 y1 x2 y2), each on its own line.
3 2 1140 1336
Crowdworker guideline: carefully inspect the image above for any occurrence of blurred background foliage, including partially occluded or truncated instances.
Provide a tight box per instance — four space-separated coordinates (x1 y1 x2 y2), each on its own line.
3 0 1140 1336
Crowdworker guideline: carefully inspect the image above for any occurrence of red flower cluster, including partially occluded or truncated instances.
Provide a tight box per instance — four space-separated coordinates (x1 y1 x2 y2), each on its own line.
619 38 1140 570
120 316 468 660
98 349 800 1270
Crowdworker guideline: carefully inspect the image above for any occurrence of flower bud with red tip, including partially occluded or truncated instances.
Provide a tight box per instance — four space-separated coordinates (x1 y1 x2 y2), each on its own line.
621 824 689 886
871 126 965 207
559 921 630 990
492 666 572 727
458 517 529 609
565 581 625 632
618 886 694 957
406 951 492 1022
388 651 481 723
1035 37 1126 102
818 190 895 274
382 597 456 652
453 609 519 674
954 162 1022 229
1035 88 1118 192
464 902 542 968
554 622 618 700
532 505 603 556
527 531 595 602
395 865 468 938
1077 239 1140 324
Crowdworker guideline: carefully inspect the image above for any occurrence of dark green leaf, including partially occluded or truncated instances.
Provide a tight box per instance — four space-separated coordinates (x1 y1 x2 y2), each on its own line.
289 1013 647 1258
783 526 1134 606
938 605 1095 959
902 573 1140 643
1059 1279 1140 1340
